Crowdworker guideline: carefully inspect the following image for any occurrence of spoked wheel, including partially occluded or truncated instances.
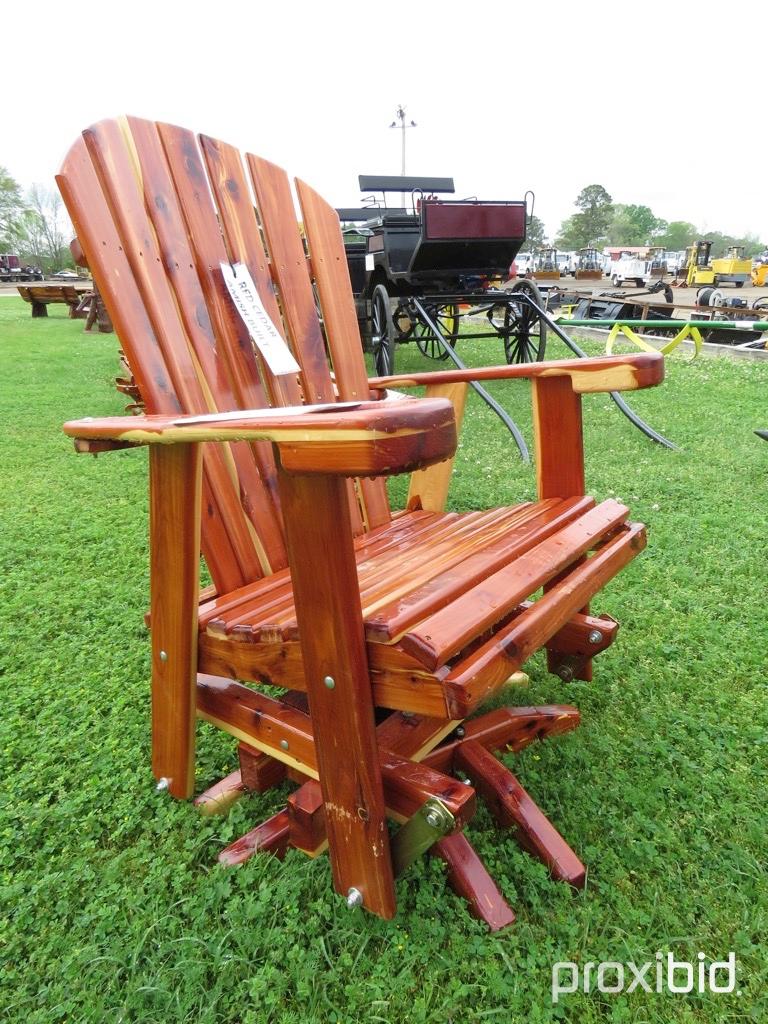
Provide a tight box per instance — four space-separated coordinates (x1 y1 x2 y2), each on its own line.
413 303 460 360
370 283 395 376
499 279 547 363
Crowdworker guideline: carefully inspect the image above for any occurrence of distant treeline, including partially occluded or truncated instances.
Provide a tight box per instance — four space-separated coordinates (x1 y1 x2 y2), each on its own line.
521 185 764 257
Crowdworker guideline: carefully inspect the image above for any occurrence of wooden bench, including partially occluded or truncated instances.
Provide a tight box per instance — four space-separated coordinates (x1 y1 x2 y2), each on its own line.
58 117 664 927
17 283 87 317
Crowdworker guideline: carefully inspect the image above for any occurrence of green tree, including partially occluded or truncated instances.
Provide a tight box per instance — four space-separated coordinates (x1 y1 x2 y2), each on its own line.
554 215 586 250
574 184 613 243
21 185 72 272
655 220 697 251
608 204 666 246
0 166 28 250
521 214 546 253
555 184 614 249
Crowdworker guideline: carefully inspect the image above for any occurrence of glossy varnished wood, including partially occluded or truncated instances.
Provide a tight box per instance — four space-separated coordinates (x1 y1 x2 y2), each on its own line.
64 398 457 478
406 382 468 513
456 740 586 887
218 810 291 866
149 443 201 798
399 501 628 669
58 116 664 923
369 351 664 394
432 833 516 931
276 469 396 918
296 177 391 529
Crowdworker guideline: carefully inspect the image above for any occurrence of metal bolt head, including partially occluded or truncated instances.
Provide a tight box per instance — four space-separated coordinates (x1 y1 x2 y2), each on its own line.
425 810 442 828
455 726 465 738
346 887 363 909
323 676 335 689
588 629 604 645
159 650 168 662
557 664 574 682
280 739 289 751
156 777 170 792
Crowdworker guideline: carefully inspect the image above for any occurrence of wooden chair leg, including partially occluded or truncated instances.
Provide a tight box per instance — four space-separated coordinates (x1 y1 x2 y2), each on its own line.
278 469 396 918
432 832 516 931
456 740 586 888
531 377 594 683
149 443 201 799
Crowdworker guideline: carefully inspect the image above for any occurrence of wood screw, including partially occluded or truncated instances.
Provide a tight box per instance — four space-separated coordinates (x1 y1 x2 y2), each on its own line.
346 888 363 909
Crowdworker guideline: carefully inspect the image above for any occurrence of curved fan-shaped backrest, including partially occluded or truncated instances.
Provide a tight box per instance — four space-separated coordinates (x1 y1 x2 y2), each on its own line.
57 117 390 593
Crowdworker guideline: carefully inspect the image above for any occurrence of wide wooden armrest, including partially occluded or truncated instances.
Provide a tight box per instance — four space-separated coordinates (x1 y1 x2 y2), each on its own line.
63 398 457 477
368 352 664 395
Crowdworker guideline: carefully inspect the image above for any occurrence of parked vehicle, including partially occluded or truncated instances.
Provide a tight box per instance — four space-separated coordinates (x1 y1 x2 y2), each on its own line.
531 247 560 280
512 252 534 277
0 254 44 282
711 246 751 287
337 175 548 375
610 253 649 287
574 247 603 280
663 250 685 276
556 252 574 277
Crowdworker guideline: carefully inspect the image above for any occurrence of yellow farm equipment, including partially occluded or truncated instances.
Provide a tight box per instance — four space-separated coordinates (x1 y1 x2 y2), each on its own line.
751 260 768 287
531 247 561 280
575 247 603 280
711 246 751 288
685 241 715 287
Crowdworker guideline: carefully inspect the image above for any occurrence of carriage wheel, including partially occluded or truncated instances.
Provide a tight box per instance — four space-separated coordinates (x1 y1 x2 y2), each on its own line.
501 279 547 364
371 283 395 376
413 303 460 360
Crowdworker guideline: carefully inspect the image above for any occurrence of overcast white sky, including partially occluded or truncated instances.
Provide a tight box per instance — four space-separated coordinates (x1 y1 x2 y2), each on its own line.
3 0 766 242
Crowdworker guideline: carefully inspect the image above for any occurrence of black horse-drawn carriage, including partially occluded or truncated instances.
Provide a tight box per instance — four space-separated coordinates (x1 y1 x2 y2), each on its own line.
337 176 546 375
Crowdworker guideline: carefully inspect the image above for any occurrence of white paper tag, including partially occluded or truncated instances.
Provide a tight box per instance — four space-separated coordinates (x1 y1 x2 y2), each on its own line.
220 261 301 377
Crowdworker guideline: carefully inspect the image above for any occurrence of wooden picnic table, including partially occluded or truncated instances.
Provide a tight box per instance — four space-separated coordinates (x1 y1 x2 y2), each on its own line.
17 282 90 317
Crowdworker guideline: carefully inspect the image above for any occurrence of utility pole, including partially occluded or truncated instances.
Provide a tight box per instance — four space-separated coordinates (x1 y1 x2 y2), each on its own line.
389 105 417 209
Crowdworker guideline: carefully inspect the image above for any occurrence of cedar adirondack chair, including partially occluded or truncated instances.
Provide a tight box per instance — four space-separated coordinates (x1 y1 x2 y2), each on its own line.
58 117 664 927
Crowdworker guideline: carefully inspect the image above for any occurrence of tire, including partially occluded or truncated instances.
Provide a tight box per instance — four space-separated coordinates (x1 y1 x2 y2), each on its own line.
413 303 459 360
612 275 620 287
736 280 744 288
636 279 644 288
500 278 547 364
370 283 395 376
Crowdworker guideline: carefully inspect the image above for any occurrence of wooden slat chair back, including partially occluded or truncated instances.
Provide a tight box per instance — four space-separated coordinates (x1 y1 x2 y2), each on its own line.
60 117 665 925
58 117 388 595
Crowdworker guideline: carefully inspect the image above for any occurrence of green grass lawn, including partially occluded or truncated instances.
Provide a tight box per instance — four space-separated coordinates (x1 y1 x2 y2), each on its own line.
1 296 766 1023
